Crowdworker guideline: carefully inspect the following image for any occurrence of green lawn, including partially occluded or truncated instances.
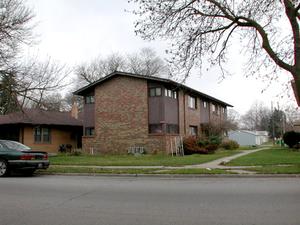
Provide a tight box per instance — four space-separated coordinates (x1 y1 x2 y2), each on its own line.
50 150 240 167
227 147 300 166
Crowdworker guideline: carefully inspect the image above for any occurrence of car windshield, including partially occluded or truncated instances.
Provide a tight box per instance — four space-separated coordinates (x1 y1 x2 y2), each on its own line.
1 140 31 151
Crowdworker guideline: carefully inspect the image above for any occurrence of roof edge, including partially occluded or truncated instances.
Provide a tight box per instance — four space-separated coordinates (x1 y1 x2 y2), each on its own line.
73 71 233 107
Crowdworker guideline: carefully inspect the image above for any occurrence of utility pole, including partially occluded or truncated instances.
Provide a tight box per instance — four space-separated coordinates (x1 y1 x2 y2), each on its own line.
271 101 275 144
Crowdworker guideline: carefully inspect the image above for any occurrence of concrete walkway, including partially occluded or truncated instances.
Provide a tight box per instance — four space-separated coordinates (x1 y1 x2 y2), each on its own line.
183 147 268 174
53 147 268 174
185 147 267 169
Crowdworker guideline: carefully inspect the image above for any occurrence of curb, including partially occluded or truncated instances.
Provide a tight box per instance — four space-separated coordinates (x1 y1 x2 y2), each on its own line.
37 173 300 179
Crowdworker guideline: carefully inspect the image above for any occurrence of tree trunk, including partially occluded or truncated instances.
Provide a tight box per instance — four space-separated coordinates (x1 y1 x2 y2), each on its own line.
292 76 300 106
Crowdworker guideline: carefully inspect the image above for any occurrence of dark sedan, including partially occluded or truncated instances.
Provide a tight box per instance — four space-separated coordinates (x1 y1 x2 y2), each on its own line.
0 140 49 177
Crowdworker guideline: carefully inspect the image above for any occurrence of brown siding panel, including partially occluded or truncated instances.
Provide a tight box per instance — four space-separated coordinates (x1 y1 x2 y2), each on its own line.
83 104 95 128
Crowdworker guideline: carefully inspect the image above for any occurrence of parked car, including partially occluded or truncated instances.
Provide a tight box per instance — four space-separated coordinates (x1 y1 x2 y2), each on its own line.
0 140 49 177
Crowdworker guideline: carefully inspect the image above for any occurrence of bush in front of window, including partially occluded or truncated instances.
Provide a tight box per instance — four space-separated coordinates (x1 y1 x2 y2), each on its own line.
183 136 208 154
183 136 222 154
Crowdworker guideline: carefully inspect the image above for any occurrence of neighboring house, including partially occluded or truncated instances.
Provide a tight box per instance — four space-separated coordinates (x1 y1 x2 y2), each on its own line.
294 121 300 132
228 130 269 146
0 109 83 153
74 71 233 154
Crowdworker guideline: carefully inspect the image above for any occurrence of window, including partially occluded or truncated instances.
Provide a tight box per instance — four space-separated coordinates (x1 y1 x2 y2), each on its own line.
34 127 51 143
188 96 196 109
222 107 226 114
189 126 198 136
173 91 177 99
149 87 162 97
85 95 95 104
85 127 95 136
149 124 163 134
165 88 177 99
166 124 179 134
34 127 41 143
212 104 216 112
203 101 208 108
42 128 51 143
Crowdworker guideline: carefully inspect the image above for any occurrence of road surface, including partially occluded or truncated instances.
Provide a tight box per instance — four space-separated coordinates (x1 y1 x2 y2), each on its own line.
0 175 299 225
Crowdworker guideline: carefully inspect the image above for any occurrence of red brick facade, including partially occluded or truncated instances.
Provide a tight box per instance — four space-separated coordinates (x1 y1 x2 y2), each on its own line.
76 72 231 154
83 76 171 154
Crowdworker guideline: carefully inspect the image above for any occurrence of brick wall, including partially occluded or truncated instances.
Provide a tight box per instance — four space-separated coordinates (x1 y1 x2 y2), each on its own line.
81 75 228 154
178 90 201 136
83 76 154 154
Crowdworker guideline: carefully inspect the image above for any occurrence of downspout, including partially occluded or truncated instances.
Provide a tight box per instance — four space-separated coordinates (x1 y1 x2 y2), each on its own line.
183 92 186 135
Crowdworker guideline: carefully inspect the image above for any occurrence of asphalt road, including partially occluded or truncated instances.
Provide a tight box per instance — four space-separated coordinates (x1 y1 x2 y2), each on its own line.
0 175 300 225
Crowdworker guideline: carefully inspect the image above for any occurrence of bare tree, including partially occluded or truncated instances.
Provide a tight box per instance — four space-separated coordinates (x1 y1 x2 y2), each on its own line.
75 53 126 86
241 101 271 131
130 0 300 105
225 108 240 130
34 92 75 112
75 48 167 86
0 57 69 114
0 0 72 114
278 103 300 131
0 0 34 68
127 47 167 76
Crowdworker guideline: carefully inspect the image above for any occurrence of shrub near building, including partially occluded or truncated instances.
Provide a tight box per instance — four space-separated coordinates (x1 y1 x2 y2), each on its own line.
183 136 221 155
220 140 240 150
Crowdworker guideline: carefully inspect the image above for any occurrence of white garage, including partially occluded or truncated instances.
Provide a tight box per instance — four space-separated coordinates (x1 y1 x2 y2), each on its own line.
228 130 269 146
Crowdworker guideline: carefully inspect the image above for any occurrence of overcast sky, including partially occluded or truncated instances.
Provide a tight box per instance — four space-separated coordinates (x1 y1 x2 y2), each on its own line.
26 0 298 114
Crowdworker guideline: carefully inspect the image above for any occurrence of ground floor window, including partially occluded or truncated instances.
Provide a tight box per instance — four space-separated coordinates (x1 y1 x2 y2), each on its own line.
34 127 51 143
85 127 95 136
166 124 179 134
189 126 198 136
149 124 163 134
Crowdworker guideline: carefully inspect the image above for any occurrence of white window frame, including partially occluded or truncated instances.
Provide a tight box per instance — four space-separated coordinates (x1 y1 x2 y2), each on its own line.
188 96 196 109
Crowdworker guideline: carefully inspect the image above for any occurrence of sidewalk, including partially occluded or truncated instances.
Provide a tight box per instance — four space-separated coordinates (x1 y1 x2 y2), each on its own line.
52 147 268 174
183 147 268 174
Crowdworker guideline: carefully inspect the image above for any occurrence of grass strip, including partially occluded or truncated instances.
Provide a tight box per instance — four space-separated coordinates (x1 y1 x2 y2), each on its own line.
50 150 240 167
38 166 233 175
244 165 300 174
38 166 158 174
155 168 235 175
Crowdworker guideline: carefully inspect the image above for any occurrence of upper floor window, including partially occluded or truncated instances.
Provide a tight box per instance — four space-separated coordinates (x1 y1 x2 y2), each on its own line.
188 96 197 109
149 87 162 97
34 127 51 143
85 95 95 104
164 88 177 99
212 104 216 113
222 107 226 114
203 101 208 108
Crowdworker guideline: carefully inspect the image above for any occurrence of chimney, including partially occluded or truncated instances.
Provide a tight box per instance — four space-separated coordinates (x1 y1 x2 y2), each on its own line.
71 96 79 119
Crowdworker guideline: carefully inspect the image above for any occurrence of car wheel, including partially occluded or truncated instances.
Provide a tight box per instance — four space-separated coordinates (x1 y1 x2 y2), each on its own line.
0 159 9 177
